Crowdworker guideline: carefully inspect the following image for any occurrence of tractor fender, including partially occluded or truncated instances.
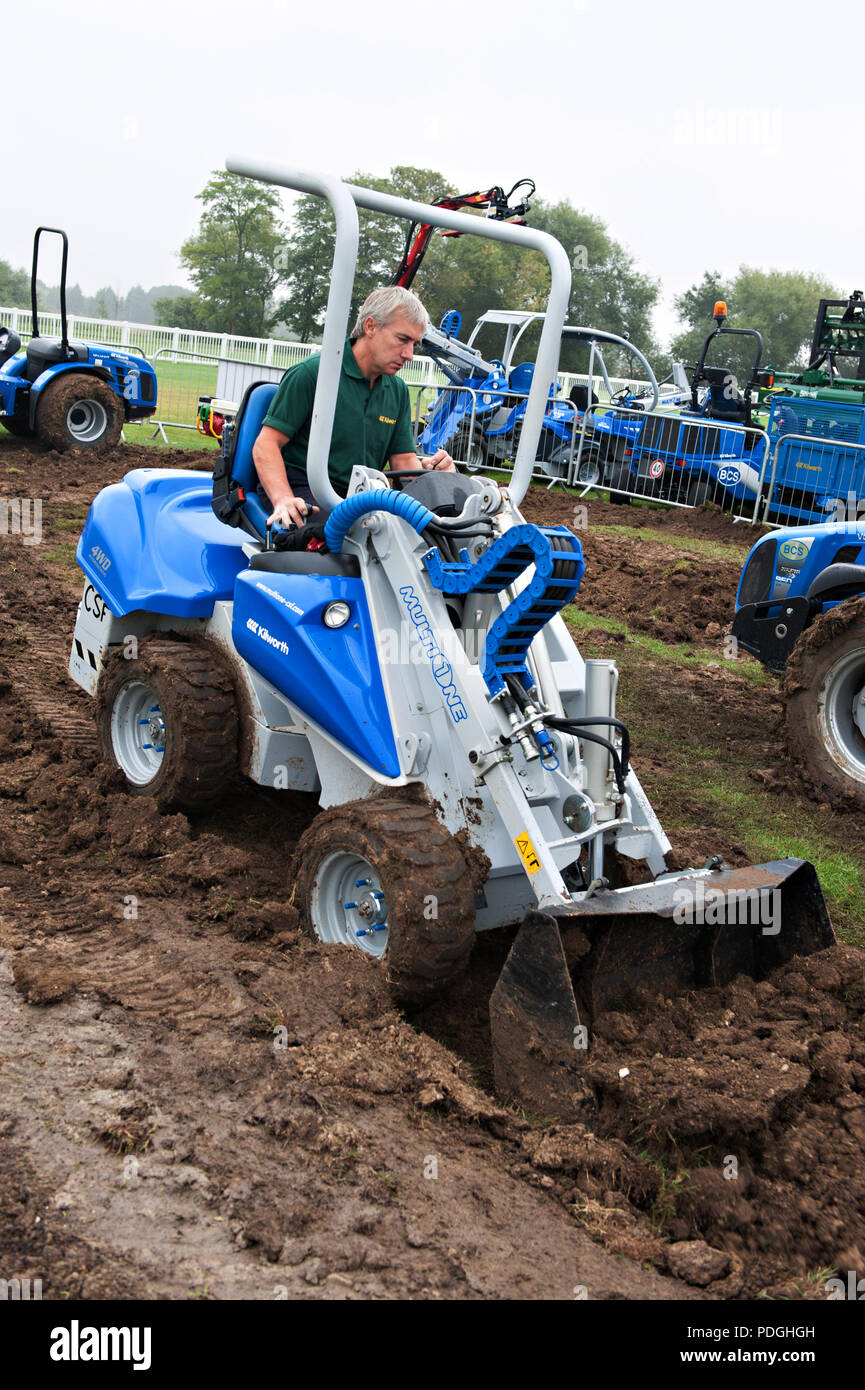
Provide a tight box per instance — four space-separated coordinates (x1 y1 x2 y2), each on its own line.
27 363 115 427
77 469 248 618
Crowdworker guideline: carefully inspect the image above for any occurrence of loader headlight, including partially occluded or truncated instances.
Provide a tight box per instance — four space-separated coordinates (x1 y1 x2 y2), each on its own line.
323 601 351 629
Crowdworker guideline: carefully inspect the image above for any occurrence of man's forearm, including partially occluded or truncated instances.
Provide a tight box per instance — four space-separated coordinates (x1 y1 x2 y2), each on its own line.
253 437 295 504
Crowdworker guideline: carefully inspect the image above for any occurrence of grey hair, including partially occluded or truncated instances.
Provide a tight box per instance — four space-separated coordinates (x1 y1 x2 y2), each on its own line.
350 286 429 340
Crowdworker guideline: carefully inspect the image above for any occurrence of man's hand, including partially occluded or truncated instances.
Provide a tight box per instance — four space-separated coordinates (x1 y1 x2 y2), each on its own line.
421 448 456 472
268 496 319 530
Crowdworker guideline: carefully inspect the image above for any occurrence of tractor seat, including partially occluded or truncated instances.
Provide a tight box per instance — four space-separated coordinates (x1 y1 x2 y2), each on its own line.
508 362 534 396
703 366 747 422
212 379 280 539
26 336 90 381
569 383 599 411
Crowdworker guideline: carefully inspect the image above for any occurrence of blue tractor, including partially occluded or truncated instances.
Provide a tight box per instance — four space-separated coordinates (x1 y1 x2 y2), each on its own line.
593 302 775 509
0 227 157 450
599 298 865 522
418 309 660 483
732 520 865 809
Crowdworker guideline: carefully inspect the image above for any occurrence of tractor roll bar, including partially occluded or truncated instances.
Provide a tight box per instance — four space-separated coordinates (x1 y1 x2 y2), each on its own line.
225 157 572 509
32 227 70 349
226 160 359 512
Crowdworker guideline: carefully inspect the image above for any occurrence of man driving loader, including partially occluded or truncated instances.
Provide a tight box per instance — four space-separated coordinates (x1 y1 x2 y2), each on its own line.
253 286 455 529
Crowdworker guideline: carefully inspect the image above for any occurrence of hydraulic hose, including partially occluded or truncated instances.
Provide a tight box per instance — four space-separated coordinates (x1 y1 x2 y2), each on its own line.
324 489 436 553
546 715 631 779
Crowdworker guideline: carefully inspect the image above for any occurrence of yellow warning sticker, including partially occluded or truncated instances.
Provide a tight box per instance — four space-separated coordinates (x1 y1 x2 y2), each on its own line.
514 831 541 874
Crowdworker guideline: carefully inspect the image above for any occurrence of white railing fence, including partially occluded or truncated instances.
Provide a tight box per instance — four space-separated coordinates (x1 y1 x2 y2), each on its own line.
0 305 655 437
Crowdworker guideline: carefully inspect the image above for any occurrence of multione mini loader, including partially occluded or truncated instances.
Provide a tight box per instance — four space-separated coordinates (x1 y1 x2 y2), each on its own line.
69 163 833 1116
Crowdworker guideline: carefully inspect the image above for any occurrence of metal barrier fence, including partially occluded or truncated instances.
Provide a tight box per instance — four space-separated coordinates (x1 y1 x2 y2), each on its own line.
570 403 770 520
762 433 865 527
128 347 225 440
411 381 591 478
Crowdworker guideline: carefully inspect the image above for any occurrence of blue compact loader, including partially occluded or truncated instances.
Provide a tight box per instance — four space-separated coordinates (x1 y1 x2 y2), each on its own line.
0 227 157 449
68 163 834 1117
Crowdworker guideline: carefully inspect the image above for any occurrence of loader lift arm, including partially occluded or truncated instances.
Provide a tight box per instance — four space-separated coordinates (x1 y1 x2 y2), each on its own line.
390 180 535 289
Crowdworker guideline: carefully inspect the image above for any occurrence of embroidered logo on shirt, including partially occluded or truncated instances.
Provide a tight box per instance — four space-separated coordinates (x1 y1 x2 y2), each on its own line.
379 415 397 425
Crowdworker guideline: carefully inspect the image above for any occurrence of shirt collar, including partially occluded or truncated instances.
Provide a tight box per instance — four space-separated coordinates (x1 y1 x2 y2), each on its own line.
342 339 367 380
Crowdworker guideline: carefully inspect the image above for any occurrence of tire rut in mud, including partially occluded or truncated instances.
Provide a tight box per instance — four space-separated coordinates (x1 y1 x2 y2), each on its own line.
11 630 97 753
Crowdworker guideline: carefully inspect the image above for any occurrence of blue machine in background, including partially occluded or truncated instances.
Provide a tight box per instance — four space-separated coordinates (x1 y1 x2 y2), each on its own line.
417 309 660 481
593 302 865 521
732 517 865 810
0 227 157 449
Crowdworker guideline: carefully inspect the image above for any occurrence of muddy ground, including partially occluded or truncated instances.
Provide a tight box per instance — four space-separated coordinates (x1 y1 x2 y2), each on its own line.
0 437 863 1302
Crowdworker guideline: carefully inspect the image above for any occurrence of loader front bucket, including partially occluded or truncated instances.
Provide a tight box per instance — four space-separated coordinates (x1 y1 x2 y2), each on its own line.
490 858 834 1117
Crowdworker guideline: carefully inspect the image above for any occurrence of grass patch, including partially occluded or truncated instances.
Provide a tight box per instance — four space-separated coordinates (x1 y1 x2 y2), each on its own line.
567 621 865 946
697 782 865 945
562 605 773 688
589 522 752 563
123 421 218 450
43 540 80 576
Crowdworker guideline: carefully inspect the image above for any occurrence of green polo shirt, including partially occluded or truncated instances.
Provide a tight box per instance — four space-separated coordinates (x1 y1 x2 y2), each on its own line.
262 338 416 491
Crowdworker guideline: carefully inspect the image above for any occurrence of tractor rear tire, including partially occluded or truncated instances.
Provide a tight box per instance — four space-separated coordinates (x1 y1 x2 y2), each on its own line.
98 637 238 812
783 597 865 811
36 374 123 451
291 796 476 1003
686 474 712 507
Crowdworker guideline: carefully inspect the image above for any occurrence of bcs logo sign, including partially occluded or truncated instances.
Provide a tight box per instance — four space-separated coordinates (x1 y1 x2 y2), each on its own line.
717 465 741 486
779 539 809 562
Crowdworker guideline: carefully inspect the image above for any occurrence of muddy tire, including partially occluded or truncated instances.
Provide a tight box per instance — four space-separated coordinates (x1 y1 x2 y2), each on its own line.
291 797 476 1002
36 374 123 450
98 638 237 812
783 598 865 811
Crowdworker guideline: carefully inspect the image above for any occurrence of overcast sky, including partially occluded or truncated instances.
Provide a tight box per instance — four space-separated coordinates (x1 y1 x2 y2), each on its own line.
5 0 863 349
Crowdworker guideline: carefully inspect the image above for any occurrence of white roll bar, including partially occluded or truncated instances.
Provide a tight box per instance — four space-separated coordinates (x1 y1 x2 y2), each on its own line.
226 157 572 507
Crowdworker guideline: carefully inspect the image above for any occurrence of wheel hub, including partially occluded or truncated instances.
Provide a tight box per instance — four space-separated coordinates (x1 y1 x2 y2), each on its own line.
109 680 166 785
311 852 389 958
66 398 108 443
818 652 865 784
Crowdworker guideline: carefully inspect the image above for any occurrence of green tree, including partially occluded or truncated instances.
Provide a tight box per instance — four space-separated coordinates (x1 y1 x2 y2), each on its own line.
94 286 122 320
0 259 29 308
276 170 660 375
152 292 209 330
734 267 839 372
124 285 153 323
527 201 660 372
277 166 457 341
177 171 286 337
670 267 839 382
